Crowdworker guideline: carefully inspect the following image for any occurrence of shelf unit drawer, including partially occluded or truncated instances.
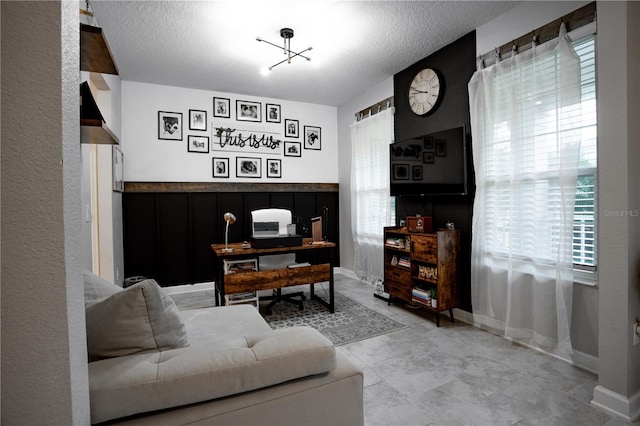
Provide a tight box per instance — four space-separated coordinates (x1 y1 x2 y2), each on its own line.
384 264 411 283
384 279 411 301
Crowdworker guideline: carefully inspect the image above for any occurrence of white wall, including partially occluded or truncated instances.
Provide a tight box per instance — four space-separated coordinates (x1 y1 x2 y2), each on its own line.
121 81 338 183
592 1 640 421
80 71 125 285
1 0 90 423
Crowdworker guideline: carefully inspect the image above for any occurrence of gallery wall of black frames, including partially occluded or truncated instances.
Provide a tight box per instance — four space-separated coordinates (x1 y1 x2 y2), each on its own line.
392 30 476 312
122 182 340 287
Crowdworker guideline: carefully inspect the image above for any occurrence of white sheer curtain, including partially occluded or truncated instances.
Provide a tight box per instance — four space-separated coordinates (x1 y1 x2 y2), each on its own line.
468 23 582 357
350 108 394 282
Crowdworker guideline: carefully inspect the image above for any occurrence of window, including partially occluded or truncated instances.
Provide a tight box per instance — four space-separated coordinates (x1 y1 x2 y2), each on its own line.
350 108 394 281
482 34 597 269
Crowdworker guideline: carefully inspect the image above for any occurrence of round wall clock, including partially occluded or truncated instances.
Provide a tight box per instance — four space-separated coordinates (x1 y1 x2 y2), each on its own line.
408 68 442 116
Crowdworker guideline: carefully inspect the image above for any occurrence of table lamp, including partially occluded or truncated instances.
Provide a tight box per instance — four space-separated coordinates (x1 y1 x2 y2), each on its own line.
223 212 236 252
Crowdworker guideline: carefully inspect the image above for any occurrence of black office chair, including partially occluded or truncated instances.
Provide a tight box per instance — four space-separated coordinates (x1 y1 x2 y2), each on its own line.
258 254 306 315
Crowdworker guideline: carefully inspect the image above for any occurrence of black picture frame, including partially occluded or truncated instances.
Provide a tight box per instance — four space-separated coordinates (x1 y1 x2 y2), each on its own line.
265 103 281 123
393 164 410 180
158 111 183 140
423 152 434 164
212 157 229 178
435 139 447 157
213 97 230 118
412 165 423 180
189 109 207 131
236 157 261 178
303 125 321 150
284 141 301 157
424 137 435 151
236 100 261 122
187 135 209 153
266 158 282 178
284 119 299 138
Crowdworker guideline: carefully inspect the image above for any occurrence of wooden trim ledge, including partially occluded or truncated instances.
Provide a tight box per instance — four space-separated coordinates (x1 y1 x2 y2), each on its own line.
124 182 339 193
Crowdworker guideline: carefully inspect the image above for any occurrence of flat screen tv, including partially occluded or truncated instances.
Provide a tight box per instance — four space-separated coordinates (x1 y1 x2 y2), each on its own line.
390 125 467 197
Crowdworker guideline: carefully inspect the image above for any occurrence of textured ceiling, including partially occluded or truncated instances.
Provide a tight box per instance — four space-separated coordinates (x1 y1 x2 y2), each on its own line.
90 1 520 107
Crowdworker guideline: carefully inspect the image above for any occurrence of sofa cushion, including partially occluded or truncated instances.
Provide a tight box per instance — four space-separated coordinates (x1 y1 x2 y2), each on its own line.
88 323 336 424
83 269 122 305
86 279 189 360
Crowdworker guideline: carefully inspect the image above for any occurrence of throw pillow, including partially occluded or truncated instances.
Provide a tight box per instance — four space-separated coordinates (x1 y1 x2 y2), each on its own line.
83 270 122 305
86 279 190 360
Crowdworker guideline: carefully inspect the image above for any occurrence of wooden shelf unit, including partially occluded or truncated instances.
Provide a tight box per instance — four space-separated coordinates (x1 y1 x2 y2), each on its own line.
383 227 459 326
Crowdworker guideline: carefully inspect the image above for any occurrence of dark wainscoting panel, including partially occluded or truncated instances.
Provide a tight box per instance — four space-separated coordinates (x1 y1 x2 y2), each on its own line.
123 182 339 287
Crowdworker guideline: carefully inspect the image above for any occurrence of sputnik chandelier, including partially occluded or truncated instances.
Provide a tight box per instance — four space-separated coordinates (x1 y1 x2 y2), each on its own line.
256 28 312 71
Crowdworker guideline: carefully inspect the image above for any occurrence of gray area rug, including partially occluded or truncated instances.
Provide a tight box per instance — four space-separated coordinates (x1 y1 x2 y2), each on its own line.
260 292 407 346
171 289 407 346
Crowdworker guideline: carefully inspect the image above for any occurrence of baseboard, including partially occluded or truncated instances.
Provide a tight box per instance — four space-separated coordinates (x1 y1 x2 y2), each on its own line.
335 267 358 280
570 350 598 375
453 308 474 324
592 385 640 422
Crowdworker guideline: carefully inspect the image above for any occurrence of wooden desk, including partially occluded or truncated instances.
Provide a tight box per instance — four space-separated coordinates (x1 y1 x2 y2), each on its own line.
211 239 336 313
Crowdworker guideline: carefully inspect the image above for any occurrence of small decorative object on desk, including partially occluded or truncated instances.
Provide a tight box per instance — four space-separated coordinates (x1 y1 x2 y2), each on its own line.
446 221 455 230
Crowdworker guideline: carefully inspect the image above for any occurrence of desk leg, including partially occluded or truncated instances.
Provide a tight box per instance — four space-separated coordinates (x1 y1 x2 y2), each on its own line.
216 259 226 306
308 263 335 313
329 264 334 313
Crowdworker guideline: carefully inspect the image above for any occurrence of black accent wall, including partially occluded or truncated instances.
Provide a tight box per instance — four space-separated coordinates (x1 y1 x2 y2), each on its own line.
392 31 476 311
123 187 339 287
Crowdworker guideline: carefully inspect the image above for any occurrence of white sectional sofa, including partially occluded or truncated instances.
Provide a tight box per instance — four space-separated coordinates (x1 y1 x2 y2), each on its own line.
83 272 364 425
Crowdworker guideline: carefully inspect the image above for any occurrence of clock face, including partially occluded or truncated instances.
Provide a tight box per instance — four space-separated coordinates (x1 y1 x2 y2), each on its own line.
408 68 441 116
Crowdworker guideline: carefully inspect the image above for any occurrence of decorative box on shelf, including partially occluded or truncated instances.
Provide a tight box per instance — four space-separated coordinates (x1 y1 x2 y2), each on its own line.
406 215 432 233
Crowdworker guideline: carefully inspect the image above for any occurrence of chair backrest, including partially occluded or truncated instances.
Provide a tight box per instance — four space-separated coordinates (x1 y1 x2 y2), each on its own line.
251 208 296 270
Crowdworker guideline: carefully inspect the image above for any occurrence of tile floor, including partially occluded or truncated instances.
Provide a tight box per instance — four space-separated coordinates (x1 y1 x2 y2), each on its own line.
328 273 638 426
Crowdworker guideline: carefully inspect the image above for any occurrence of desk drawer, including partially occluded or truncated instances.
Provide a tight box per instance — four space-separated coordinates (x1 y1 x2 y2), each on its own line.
224 263 331 294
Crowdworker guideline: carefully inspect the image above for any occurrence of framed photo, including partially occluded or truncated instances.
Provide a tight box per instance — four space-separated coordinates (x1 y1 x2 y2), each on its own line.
265 103 281 123
284 119 299 138
303 125 321 150
284 141 302 157
213 97 230 118
435 139 447 157
423 152 434 164
393 164 410 180
189 109 207 131
236 157 261 178
212 157 229 178
412 165 423 180
266 158 282 178
112 146 124 192
236 100 261 122
424 137 435 151
158 111 183 140
187 135 209 153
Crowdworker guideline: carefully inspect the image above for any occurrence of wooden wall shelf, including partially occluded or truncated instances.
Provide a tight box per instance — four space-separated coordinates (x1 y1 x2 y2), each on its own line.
80 23 119 75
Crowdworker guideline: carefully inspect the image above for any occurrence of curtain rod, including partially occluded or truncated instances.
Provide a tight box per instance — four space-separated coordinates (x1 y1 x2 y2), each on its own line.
355 96 394 122
478 1 596 67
